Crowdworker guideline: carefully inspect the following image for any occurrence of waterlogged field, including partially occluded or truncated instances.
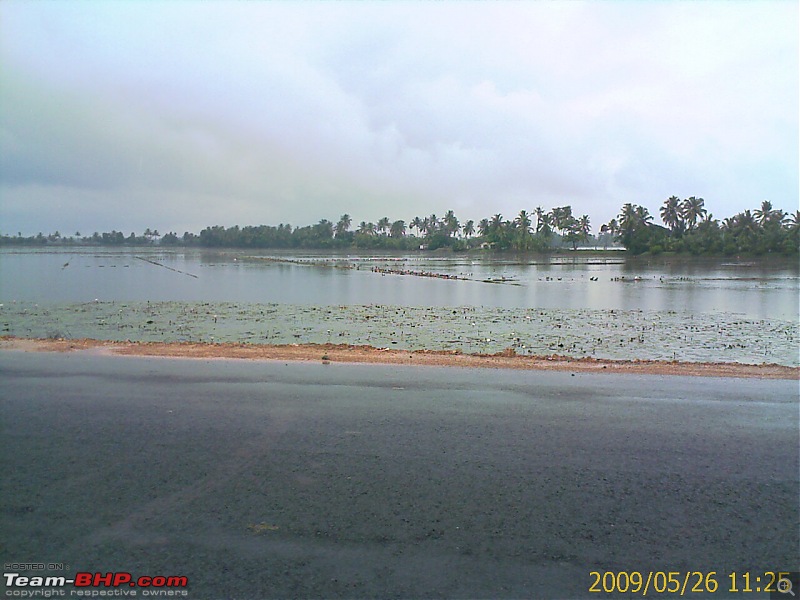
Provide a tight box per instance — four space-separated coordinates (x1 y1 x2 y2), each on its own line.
2 301 797 365
1 247 797 365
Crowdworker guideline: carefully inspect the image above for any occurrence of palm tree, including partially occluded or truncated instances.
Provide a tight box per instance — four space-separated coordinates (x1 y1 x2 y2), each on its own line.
634 205 653 227
660 196 683 233
534 206 546 232
600 219 617 249
681 197 707 230
787 210 800 231
315 219 334 240
377 217 390 235
554 206 575 234
735 210 758 234
389 220 406 238
726 210 759 252
549 207 564 233
490 213 504 234
537 211 553 237
722 216 736 232
564 219 584 250
549 207 562 233
511 211 532 251
617 204 637 236
335 214 351 237
578 215 591 238
615 204 652 251
462 220 475 238
754 201 773 226
477 218 490 237
420 217 431 236
410 216 423 236
443 210 460 237
515 210 532 234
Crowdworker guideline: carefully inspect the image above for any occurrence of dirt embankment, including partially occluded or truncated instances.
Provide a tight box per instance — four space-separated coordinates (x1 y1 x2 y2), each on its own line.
1 337 797 379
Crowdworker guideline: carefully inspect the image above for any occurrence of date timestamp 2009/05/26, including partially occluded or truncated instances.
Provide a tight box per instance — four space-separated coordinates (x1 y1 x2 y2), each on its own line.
589 571 796 595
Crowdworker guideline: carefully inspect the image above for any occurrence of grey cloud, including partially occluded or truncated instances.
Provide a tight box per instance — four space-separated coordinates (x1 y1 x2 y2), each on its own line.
0 1 797 235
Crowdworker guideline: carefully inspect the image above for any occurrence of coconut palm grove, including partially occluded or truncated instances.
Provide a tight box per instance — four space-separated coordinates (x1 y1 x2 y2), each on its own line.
3 198 798 256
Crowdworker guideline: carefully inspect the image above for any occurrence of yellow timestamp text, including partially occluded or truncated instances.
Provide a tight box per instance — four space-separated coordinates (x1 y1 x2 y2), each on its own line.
589 570 795 595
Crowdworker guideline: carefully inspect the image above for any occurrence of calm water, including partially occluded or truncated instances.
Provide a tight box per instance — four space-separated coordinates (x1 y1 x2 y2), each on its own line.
2 247 797 319
1 247 798 365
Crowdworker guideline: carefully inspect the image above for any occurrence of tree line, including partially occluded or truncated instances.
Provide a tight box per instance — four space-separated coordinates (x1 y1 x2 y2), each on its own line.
605 198 798 255
2 199 797 255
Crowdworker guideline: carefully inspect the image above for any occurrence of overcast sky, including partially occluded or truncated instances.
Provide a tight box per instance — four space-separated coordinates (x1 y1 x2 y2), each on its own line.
1 1 797 236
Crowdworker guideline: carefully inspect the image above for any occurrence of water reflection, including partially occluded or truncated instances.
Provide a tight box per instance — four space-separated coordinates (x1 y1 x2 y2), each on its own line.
1 247 797 320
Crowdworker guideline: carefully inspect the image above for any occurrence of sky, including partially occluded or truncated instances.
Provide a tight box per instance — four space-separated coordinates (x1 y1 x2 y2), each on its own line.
1 1 797 237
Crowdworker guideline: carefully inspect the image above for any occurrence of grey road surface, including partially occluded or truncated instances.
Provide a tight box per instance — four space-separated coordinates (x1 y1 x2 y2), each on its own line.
1 352 798 599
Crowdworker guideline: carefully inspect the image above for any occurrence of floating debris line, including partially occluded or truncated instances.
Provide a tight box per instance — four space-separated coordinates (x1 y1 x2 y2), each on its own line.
247 256 525 285
135 256 198 278
369 265 471 281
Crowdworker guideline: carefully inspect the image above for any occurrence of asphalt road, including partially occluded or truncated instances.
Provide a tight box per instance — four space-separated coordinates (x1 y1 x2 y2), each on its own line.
1 352 798 599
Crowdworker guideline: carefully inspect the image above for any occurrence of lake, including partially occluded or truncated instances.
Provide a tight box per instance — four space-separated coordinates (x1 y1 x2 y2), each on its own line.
1 247 798 365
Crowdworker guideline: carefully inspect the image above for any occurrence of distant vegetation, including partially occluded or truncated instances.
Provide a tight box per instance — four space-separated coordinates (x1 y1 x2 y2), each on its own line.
2 199 797 256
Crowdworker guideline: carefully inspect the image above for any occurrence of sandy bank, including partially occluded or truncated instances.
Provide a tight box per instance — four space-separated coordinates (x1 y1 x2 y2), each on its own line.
1 336 797 379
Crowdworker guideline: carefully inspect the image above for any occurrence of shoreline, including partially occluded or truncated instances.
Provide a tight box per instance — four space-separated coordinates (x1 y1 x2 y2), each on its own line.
1 336 797 379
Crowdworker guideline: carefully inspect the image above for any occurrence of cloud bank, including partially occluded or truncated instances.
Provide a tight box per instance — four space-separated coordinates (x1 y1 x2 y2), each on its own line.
1 1 797 235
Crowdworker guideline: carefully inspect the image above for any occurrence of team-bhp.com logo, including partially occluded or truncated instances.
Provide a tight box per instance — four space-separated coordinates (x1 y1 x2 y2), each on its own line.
4 572 189 597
